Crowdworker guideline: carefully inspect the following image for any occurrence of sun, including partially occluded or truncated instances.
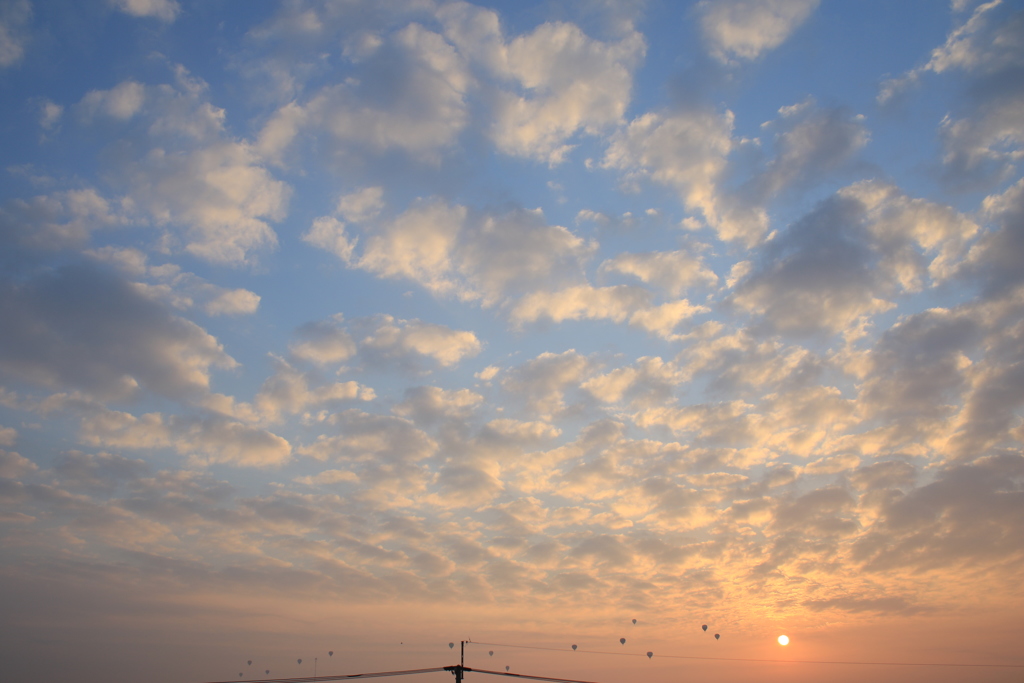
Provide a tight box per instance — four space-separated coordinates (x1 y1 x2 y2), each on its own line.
777 635 790 646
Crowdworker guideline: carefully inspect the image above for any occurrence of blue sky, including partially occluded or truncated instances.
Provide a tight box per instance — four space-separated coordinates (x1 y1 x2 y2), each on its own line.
1 1 1023 682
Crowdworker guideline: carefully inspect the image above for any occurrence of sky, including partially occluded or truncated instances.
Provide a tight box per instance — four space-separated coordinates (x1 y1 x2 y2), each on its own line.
1 0 1023 682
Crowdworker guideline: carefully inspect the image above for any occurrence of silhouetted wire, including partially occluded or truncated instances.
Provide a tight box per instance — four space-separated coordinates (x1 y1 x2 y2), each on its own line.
202 666 448 683
465 667 602 683
465 640 1024 669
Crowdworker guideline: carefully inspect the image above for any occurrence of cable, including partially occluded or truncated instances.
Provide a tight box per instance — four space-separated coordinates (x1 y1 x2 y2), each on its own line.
202 666 448 683
464 666 603 683
465 639 1024 669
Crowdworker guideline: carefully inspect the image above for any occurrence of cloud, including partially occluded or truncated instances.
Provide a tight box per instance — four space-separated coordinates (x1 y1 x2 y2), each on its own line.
354 315 482 370
0 0 31 67
0 188 127 251
86 246 261 316
258 23 471 164
602 108 738 237
853 454 1024 572
392 386 483 424
501 350 591 418
699 0 820 63
255 356 374 423
440 2 645 164
730 180 977 335
80 406 291 467
289 316 357 366
309 200 598 308
598 248 718 296
0 264 236 401
878 1 1024 187
74 73 291 265
110 0 180 23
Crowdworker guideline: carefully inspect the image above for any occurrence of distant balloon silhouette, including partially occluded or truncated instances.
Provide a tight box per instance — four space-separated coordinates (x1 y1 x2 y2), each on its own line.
489 651 494 657
646 652 653 659
298 659 302 664
571 645 577 651
714 634 720 640
449 643 455 649
632 619 637 625
505 666 510 672
702 625 707 632
266 671 270 676
247 660 252 666
329 651 334 657
619 638 626 645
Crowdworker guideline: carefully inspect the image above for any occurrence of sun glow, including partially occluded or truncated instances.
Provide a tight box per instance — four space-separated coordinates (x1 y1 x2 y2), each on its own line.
778 635 790 646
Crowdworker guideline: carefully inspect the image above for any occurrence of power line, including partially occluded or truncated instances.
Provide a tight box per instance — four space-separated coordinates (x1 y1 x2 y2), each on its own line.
465 639 1024 669
202 666 447 683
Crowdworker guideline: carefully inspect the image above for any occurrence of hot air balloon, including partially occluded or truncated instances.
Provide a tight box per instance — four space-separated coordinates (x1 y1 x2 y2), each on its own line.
247 660 252 666
489 651 494 657
701 624 707 632
298 659 303 665
505 666 510 672
619 638 626 645
266 671 270 676
714 634 720 640
646 652 653 659
632 619 637 625
571 645 577 651
329 651 334 657
449 643 455 649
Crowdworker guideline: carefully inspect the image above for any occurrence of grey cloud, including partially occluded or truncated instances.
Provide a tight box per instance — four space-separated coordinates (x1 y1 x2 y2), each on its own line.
802 594 927 615
853 453 1024 572
0 264 235 401
0 0 31 67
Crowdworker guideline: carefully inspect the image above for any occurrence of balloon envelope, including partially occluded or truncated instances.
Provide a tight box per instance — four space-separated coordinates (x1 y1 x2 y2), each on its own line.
714 634 720 640
329 651 333 657
702 624 707 632
506 666 510 672
619 638 626 645
298 659 302 664
247 661 252 666
449 643 455 649
571 645 577 651
646 652 653 659
489 651 494 657
266 671 270 675
632 619 637 625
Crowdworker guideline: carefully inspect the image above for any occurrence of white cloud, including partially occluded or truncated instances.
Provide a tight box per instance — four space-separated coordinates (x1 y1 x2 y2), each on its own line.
699 0 820 63
599 249 718 296
80 81 147 120
440 2 645 164
38 100 62 131
111 0 180 23
255 356 373 422
313 199 597 309
356 315 482 369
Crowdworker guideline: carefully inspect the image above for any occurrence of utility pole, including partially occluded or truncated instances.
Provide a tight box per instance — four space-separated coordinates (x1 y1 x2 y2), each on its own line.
445 641 465 683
